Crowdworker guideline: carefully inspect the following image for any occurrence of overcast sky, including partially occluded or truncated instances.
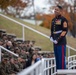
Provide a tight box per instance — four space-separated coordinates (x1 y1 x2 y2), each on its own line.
34 0 74 7
21 0 74 16
34 0 50 8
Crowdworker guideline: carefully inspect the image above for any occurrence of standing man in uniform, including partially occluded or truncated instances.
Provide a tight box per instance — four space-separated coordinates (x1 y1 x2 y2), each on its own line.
50 5 68 70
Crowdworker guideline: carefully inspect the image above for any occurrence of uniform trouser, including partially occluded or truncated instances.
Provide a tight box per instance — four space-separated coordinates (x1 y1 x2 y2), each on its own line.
54 45 66 70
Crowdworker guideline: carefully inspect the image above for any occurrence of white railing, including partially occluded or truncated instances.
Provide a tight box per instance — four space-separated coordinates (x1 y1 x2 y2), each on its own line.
67 45 76 57
0 14 49 41
17 58 56 75
0 14 75 56
68 55 76 69
42 58 56 75
18 46 76 75
67 45 76 69
0 46 19 62
57 46 76 74
1 14 76 75
18 60 42 75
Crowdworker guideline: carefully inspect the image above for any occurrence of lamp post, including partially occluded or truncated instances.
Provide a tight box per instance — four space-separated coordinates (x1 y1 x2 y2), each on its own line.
32 0 37 26
74 0 76 12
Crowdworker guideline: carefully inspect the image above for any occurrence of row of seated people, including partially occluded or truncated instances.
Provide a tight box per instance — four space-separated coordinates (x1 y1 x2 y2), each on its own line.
0 29 54 75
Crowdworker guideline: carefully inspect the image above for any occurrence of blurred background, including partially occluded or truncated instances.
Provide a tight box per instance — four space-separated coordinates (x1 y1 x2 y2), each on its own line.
0 1 76 75
0 0 76 51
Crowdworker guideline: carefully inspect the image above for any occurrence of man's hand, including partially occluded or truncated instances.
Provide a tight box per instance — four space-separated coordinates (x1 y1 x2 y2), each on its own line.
50 37 58 44
50 37 54 42
53 40 58 44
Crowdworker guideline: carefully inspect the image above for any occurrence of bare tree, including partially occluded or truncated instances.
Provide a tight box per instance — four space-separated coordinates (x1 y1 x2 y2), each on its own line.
69 0 76 37
50 0 76 37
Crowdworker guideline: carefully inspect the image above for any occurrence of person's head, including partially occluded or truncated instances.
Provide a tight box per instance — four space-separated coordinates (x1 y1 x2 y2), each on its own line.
10 58 15 64
2 58 8 64
18 57 22 62
54 5 63 17
6 41 12 47
0 40 3 45
14 58 18 64
31 54 37 60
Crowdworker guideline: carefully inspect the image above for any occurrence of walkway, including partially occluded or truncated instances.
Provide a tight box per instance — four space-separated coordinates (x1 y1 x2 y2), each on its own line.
22 19 42 25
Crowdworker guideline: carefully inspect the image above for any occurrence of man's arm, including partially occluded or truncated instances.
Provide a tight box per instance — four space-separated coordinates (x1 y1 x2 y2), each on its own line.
50 20 54 42
57 20 68 42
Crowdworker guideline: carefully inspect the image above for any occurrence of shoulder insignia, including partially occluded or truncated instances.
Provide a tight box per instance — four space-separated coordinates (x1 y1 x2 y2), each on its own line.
63 22 67 27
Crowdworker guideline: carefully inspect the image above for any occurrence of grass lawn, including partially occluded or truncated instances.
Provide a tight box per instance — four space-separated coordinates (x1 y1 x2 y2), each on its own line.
0 14 53 51
0 14 76 54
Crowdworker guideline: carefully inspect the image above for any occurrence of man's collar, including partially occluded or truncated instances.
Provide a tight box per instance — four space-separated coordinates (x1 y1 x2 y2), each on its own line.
55 15 61 19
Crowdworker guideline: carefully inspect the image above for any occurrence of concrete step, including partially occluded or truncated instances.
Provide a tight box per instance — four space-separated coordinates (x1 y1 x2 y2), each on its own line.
57 69 76 75
67 74 76 75
57 73 76 75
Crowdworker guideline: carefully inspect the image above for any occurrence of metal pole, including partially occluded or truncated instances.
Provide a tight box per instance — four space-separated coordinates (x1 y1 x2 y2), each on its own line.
68 47 70 58
68 47 70 69
0 47 1 62
22 26 25 41
32 0 37 25
42 59 45 75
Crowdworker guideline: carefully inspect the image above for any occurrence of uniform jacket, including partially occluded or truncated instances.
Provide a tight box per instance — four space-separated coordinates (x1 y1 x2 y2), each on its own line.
51 15 68 45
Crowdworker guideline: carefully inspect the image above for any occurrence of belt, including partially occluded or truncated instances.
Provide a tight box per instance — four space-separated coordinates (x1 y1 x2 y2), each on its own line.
53 30 62 34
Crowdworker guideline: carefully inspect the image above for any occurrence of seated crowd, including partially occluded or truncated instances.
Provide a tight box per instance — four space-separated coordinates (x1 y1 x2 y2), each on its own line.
0 29 54 75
